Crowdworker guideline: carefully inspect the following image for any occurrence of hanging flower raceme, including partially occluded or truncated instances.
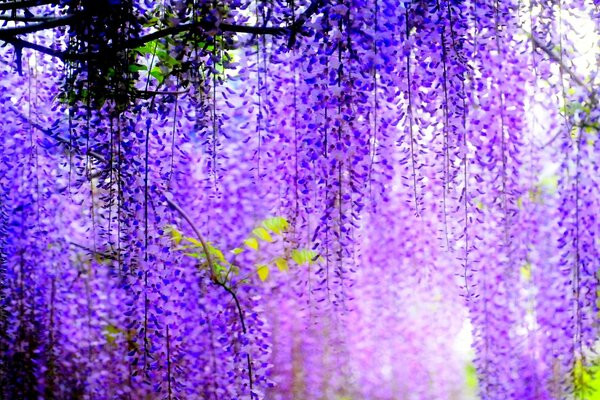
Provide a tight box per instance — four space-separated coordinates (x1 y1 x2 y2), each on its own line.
1 0 600 399
459 0 539 399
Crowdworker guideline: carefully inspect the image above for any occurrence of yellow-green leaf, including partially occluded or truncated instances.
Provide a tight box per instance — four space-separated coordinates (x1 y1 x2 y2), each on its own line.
184 252 203 259
540 175 558 194
573 357 600 399
275 257 289 272
244 237 259 250
262 217 289 235
465 363 478 390
520 262 532 281
207 243 226 263
291 249 318 265
231 247 244 255
104 324 121 345
185 237 203 247
257 264 269 281
165 225 183 245
105 324 121 335
150 66 165 84
213 263 226 276
253 227 274 242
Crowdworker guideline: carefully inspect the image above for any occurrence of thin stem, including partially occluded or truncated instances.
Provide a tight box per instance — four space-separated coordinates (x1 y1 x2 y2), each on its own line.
8 106 107 162
405 7 419 216
438 0 451 250
166 325 173 400
164 195 215 281
164 194 254 393
528 32 593 96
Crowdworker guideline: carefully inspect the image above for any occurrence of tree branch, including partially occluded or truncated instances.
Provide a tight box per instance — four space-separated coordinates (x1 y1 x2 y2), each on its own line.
287 0 325 46
8 106 107 162
526 32 598 149
0 20 288 61
0 15 62 22
0 0 327 61
163 193 254 392
529 32 594 96
0 15 74 40
3 36 64 58
69 241 119 261
89 20 289 57
0 0 57 12
163 193 216 281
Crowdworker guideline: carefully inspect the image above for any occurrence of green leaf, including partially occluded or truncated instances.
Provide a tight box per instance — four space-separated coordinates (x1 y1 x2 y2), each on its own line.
165 225 183 245
573 357 600 399
143 16 160 28
184 252 203 259
291 249 318 265
274 257 289 272
104 324 122 345
231 247 244 255
213 262 226 275
262 217 289 235
253 227 274 243
159 53 180 68
134 41 157 56
465 363 478 390
207 243 226 263
150 66 165 84
540 175 558 192
128 64 147 73
185 237 203 247
244 237 259 251
257 264 269 281
520 263 532 281
105 324 120 335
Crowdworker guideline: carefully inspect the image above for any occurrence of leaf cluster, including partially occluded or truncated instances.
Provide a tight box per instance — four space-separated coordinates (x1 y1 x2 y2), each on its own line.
165 217 319 287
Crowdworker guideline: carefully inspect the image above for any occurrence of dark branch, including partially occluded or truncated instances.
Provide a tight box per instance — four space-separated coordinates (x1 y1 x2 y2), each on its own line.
0 15 62 22
135 89 189 99
220 22 287 35
0 0 326 61
0 15 74 40
3 36 63 58
0 0 57 12
69 241 119 261
120 0 325 49
0 20 288 61
163 193 216 281
288 0 325 46
111 20 288 54
163 193 253 392
8 106 107 162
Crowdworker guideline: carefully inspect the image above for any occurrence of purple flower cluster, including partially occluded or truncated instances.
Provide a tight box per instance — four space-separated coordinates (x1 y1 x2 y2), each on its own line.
1 0 599 399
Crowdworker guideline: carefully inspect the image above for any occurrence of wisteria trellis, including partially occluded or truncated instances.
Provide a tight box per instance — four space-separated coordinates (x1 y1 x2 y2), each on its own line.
0 0 598 399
